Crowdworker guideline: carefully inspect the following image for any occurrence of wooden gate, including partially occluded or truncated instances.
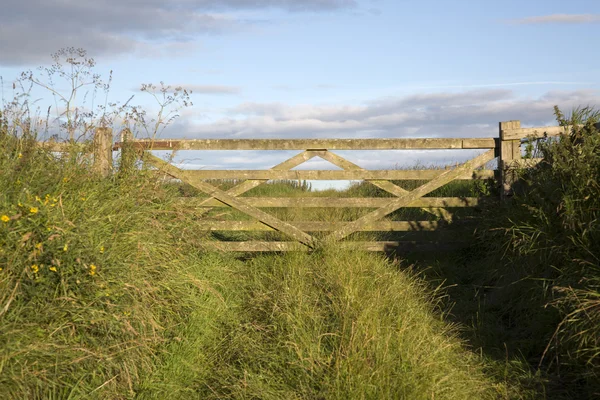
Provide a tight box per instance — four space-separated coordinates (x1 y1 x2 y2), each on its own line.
116 134 505 252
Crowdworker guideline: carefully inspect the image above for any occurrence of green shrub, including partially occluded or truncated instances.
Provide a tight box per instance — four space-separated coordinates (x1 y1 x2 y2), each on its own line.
474 106 600 394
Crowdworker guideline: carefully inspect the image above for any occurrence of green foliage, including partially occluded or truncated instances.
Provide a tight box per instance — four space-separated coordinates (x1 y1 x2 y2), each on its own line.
471 106 600 396
0 133 212 398
138 248 505 399
2 48 565 398
0 133 518 398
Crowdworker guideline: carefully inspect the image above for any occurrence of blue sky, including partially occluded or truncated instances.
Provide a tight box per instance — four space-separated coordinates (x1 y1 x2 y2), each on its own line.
1 0 599 188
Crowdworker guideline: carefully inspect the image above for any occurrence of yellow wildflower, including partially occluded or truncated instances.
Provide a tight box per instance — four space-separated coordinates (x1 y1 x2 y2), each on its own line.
49 266 57 272
1 215 9 223
35 243 43 250
35 196 41 203
99 246 105 254
63 243 68 252
89 264 97 276
31 264 39 274
62 177 68 183
18 153 22 159
0 267 3 272
29 207 38 214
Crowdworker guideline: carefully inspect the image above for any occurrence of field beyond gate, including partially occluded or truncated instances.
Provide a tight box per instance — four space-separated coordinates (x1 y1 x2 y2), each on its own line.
111 120 554 252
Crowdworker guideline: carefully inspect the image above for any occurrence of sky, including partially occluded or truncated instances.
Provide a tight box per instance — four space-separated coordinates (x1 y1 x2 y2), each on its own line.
1 0 599 189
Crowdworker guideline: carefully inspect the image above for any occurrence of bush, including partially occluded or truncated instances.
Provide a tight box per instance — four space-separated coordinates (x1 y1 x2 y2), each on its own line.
475 106 600 394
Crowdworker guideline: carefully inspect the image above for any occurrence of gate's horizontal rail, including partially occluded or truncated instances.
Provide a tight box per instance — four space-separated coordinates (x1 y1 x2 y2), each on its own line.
500 125 573 140
182 169 494 180
180 196 485 208
196 220 444 231
204 241 466 252
115 138 496 150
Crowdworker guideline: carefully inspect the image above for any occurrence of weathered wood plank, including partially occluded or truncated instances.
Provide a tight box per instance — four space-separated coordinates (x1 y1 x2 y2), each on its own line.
179 196 486 208
499 121 521 198
184 169 495 180
317 150 451 219
428 208 454 223
205 241 307 252
326 149 496 241
196 220 442 231
501 125 571 140
318 150 410 195
115 138 497 150
143 152 316 247
202 241 467 252
199 150 322 206
93 127 113 177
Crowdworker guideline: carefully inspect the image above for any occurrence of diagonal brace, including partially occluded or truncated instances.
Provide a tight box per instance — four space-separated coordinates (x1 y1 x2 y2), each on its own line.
326 150 495 241
199 150 323 206
318 150 452 221
143 152 316 248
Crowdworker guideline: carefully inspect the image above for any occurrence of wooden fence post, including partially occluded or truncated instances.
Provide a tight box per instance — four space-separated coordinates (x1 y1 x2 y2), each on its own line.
118 128 137 176
498 120 521 198
93 127 113 177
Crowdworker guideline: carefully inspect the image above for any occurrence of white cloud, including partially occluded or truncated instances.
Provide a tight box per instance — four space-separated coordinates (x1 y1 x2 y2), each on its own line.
161 89 600 140
0 0 357 66
185 85 242 94
135 88 600 188
508 14 600 25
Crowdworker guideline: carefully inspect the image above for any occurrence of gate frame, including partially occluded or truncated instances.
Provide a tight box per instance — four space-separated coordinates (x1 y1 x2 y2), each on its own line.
112 120 567 252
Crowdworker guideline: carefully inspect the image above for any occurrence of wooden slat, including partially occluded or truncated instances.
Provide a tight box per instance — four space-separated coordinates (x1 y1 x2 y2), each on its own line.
346 241 468 252
499 120 521 198
196 220 442 231
143 152 316 247
501 125 571 140
115 138 497 150
179 197 486 208
202 241 467 252
318 150 413 195
205 241 307 252
199 150 322 206
326 149 496 241
315 150 450 220
184 169 495 180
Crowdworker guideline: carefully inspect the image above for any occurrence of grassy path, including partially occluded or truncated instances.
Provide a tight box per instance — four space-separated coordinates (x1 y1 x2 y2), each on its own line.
138 248 508 399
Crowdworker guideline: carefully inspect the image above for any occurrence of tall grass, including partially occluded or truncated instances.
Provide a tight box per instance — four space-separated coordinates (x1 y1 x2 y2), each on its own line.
443 106 600 398
0 131 217 398
0 49 554 398
0 132 520 398
138 247 508 399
